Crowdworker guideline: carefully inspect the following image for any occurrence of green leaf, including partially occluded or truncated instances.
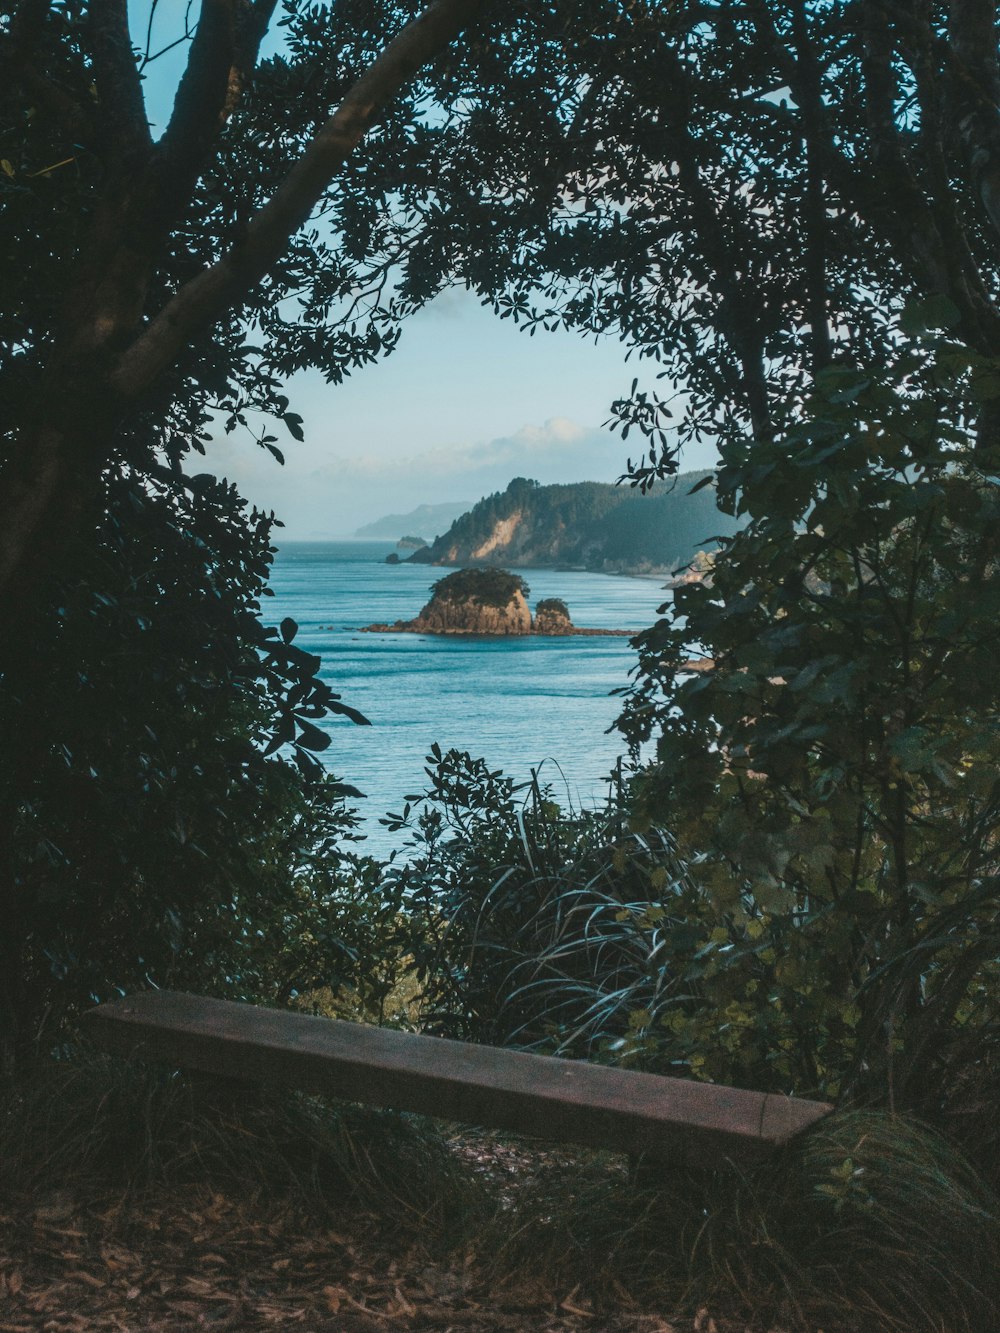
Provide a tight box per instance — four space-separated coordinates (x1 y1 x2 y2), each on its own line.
899 295 961 334
296 719 332 751
282 412 305 441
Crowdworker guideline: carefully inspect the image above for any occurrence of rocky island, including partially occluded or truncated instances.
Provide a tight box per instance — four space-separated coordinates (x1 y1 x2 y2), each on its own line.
362 568 633 637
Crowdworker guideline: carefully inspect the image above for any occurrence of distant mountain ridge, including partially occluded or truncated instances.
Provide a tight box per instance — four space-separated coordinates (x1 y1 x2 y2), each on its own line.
354 500 474 541
405 474 737 575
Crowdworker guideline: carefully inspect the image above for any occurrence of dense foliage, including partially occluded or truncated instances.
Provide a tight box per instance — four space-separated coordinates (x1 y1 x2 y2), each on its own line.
380 750 677 1045
407 2 1000 473
618 322 1000 1117
4 1 1000 1157
0 0 485 1061
391 322 1000 1153
399 0 1000 1129
428 567 530 610
0 465 378 1059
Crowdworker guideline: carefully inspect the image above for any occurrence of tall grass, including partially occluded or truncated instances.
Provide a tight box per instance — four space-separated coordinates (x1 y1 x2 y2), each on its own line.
392 755 693 1053
483 1111 1000 1331
3 1050 998 1328
0 1046 488 1247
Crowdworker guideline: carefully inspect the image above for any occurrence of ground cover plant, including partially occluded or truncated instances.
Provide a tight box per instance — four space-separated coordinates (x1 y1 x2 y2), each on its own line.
2 1053 998 1331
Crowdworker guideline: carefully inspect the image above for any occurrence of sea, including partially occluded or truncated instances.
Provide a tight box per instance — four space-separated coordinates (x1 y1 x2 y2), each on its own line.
267 542 670 856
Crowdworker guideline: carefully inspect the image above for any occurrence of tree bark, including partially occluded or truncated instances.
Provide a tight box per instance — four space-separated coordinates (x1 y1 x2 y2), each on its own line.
947 0 1000 241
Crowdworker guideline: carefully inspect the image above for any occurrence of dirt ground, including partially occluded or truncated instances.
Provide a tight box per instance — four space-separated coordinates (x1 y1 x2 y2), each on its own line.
0 1179 787 1333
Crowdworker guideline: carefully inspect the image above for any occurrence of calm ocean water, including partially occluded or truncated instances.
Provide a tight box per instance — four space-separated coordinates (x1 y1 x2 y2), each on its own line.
267 542 668 854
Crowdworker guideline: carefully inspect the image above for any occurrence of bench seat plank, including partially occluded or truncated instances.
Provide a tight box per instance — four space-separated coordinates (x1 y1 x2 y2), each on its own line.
83 991 831 1168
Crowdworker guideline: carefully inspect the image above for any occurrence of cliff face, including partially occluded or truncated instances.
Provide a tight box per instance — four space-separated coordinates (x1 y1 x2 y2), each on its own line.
362 568 634 637
371 568 534 635
533 598 573 635
408 473 738 574
413 586 532 635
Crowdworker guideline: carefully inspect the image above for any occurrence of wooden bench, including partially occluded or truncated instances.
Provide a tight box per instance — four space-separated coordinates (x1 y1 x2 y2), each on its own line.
83 991 832 1169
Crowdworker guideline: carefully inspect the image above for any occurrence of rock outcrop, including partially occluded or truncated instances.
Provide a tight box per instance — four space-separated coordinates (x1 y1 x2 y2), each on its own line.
415 570 532 635
364 568 532 636
533 598 574 635
362 569 635 637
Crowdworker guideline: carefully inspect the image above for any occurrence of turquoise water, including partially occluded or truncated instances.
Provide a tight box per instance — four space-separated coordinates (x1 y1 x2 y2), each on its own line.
268 542 668 853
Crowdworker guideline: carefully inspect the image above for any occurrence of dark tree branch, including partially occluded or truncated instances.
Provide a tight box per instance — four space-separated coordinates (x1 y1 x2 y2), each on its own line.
946 0 1000 242
87 0 153 160
0 0 490 613
790 0 832 372
657 63 772 435
861 0 1000 352
906 1 986 296
222 0 281 122
157 0 237 171
110 0 490 400
744 2 867 210
150 0 279 227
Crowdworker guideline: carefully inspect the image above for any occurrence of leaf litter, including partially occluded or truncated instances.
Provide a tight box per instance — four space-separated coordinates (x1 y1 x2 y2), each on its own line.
0 1130 801 1332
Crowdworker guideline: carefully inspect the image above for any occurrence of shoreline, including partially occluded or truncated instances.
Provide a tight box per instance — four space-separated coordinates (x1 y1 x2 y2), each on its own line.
359 622 635 637
404 559 676 584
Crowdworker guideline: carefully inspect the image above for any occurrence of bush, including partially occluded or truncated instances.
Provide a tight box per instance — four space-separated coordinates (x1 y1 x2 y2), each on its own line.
382 705 1000 1197
0 1050 487 1245
483 1110 1000 1330
430 567 530 609
534 596 570 618
620 326 1000 1120
0 467 370 1066
382 748 691 1050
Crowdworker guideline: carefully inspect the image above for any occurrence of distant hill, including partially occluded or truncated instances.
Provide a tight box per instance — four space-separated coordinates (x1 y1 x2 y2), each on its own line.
354 501 474 541
405 474 738 574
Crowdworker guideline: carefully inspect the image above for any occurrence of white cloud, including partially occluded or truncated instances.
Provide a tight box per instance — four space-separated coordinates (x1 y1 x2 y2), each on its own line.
307 416 611 485
201 415 635 537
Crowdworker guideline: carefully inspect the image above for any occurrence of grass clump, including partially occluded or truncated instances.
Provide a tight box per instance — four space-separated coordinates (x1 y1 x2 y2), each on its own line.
0 1047 489 1250
482 1111 1000 1331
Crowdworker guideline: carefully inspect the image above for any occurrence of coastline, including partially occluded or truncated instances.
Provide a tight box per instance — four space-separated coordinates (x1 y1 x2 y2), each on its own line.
359 622 635 637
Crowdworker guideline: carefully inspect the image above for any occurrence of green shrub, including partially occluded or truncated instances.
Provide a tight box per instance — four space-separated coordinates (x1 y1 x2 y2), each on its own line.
430 567 530 609
0 1050 487 1245
483 1110 1000 1330
0 469 370 1066
382 748 691 1050
620 328 1000 1120
383 710 1000 1198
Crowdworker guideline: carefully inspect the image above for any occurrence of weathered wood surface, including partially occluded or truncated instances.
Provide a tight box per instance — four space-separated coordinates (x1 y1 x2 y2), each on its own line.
83 991 832 1168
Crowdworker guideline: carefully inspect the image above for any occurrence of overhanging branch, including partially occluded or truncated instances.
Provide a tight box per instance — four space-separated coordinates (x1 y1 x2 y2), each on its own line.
110 0 488 399
946 0 1000 242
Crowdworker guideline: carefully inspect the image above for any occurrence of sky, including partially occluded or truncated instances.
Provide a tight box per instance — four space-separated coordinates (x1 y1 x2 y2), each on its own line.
202 296 717 538
132 3 719 539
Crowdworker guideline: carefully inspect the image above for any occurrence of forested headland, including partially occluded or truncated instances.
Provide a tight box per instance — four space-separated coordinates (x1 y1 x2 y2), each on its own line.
403 473 737 574
3 2 1000 1328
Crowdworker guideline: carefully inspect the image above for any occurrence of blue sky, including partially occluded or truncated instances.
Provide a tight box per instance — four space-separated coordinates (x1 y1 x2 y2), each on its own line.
202 295 718 538
132 3 718 537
